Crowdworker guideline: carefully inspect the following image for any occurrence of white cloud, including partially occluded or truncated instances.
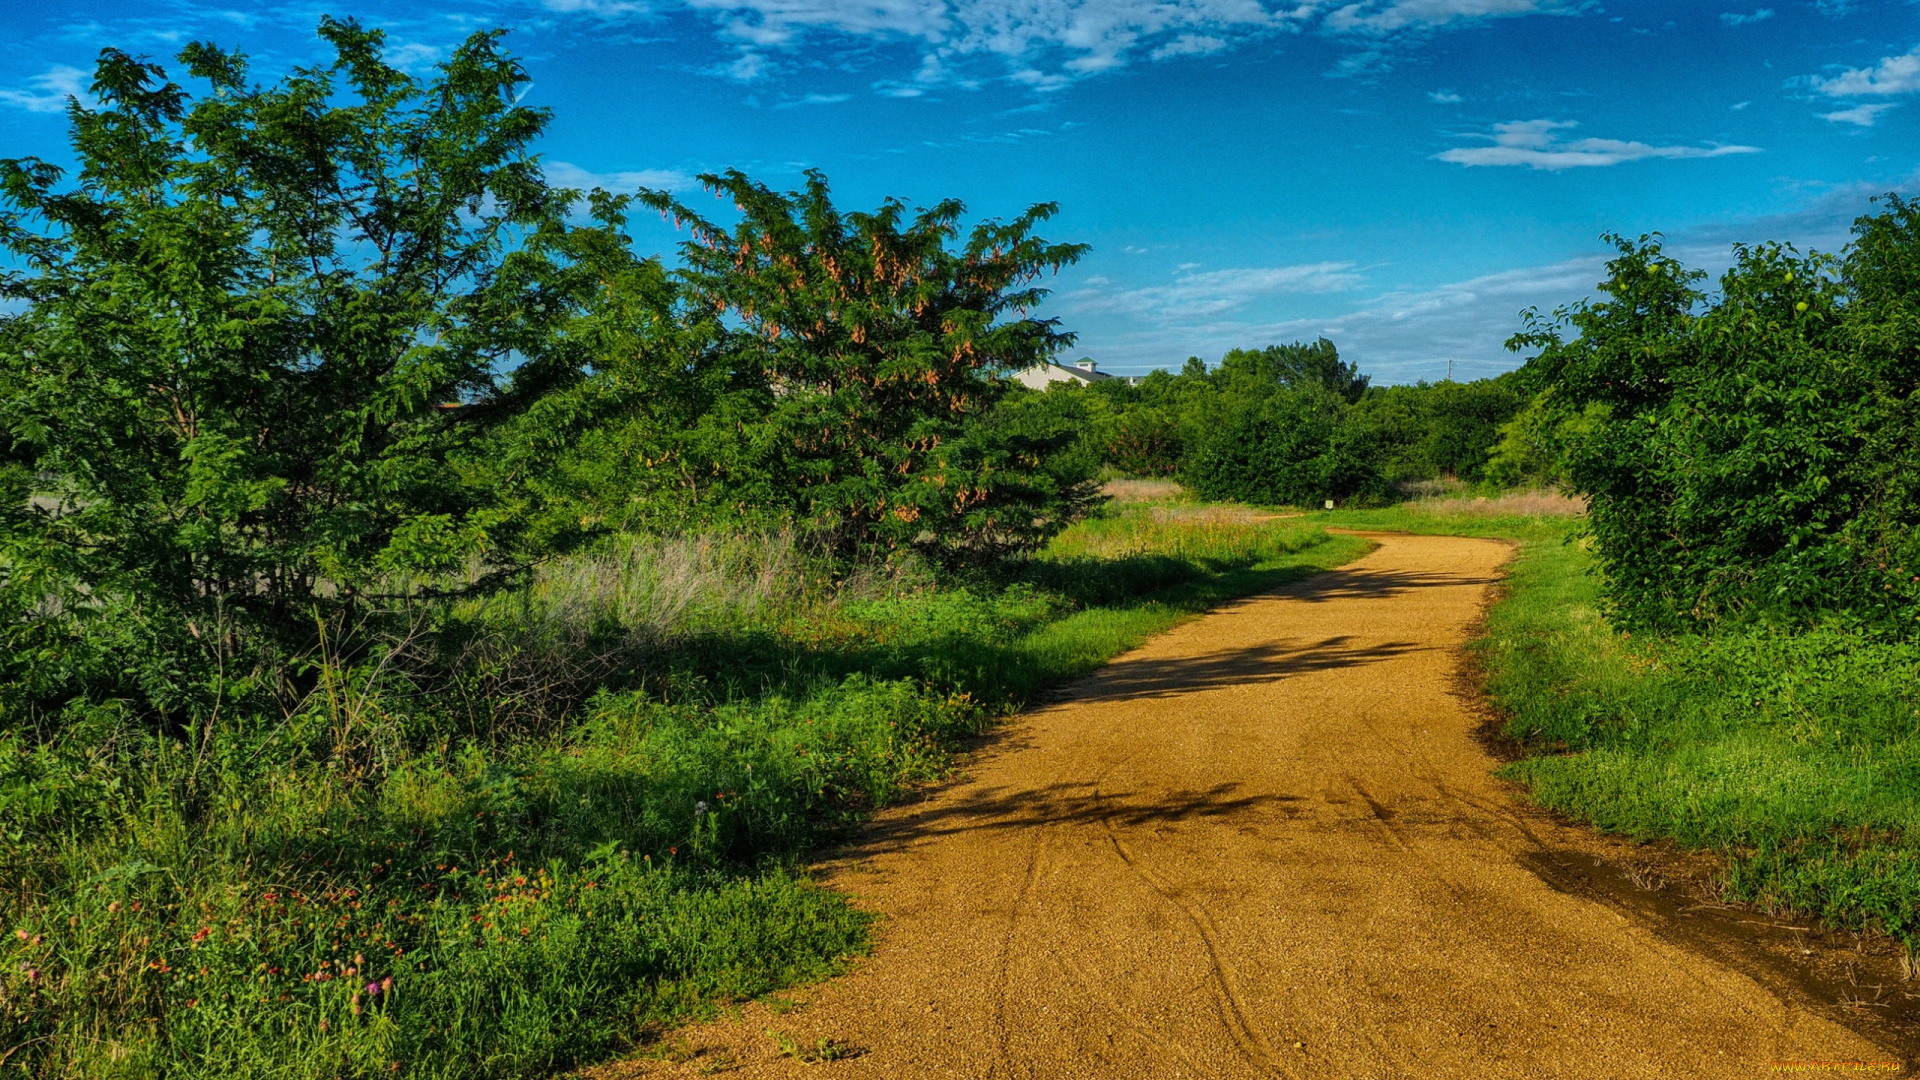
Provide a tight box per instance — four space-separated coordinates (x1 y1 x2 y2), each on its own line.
1052 255 1601 380
1815 45 1920 97
544 0 652 14
1324 0 1566 35
1436 119 1761 170
1061 263 1364 321
1730 100 1750 110
1151 33 1228 60
0 65 88 114
544 160 699 192
1819 102 1895 126
775 91 854 107
386 42 445 73
544 0 1577 92
1428 89 1462 103
719 49 770 80
1718 8 1772 26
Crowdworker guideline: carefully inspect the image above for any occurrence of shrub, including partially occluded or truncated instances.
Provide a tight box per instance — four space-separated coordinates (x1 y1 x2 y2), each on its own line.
0 21 642 722
1178 387 1389 507
1512 197 1920 630
630 171 1096 561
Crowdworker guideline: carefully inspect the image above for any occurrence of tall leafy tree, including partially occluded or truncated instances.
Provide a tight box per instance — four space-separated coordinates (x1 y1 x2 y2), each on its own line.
1215 338 1369 403
0 20 630 719
637 170 1094 557
1514 209 1920 629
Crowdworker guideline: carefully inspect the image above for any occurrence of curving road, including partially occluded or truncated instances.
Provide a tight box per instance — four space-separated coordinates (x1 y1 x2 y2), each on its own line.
631 533 1892 1078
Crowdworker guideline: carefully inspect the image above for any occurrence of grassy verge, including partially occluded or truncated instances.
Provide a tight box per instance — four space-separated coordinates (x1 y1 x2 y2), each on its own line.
1 504 1365 1079
1314 497 1920 950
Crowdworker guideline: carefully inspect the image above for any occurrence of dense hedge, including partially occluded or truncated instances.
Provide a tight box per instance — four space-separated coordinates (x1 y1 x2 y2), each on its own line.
1515 196 1920 630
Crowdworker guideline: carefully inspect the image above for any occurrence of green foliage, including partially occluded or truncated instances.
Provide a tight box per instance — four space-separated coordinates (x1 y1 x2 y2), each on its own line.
0 504 1356 1077
0 22 640 722
622 171 1096 560
1178 386 1389 507
1352 377 1526 483
1512 198 1920 630
1482 390 1604 488
1214 337 1368 403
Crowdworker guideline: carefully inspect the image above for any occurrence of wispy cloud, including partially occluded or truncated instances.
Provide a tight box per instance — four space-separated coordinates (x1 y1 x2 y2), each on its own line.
544 160 699 193
1427 89 1462 103
1062 263 1364 321
1054 255 1600 379
1151 33 1228 60
543 0 1581 93
1323 0 1569 35
775 91 852 107
1819 102 1896 126
1718 8 1773 26
544 0 654 15
1814 45 1920 97
0 65 88 114
1436 119 1760 170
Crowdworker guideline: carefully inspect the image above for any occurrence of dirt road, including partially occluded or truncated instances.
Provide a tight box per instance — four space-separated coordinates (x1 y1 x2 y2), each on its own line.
634 533 1894 1078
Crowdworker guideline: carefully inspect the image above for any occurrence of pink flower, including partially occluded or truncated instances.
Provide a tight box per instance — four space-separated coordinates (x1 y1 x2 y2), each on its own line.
365 981 381 996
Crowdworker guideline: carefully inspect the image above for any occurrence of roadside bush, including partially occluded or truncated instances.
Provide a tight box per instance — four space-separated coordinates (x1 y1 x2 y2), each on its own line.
1179 387 1390 507
0 21 649 725
1513 197 1920 630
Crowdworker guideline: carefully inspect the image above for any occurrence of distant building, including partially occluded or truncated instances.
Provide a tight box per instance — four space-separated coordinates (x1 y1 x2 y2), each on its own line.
1015 358 1114 390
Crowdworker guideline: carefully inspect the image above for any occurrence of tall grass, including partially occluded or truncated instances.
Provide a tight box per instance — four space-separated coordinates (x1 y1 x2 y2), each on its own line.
1319 499 1920 948
1 507 1364 1078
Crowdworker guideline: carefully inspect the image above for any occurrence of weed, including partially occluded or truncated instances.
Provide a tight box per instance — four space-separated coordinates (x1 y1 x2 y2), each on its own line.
769 1030 862 1063
0 511 1359 1078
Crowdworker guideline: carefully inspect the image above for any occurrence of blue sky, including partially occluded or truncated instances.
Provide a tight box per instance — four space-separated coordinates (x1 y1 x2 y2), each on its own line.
2 1 1917 382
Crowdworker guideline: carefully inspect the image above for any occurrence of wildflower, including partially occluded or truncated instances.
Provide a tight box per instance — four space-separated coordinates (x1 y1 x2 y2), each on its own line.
191 927 211 944
23 968 36 982
319 1020 329 1032
694 800 708 817
366 980 382 996
12 930 23 941
381 976 393 994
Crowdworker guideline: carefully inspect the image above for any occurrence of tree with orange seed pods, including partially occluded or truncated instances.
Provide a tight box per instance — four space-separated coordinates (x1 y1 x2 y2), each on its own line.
634 169 1099 560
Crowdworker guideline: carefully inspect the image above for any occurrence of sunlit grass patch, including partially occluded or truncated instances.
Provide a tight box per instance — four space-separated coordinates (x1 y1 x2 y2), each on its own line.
0 506 1364 1079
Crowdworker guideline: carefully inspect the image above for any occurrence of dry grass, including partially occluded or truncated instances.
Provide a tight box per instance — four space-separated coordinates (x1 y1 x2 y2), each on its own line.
1047 504 1316 563
1101 478 1188 504
1403 489 1587 518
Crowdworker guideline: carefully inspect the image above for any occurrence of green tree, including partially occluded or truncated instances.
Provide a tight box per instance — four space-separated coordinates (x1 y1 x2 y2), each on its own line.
0 21 629 720
1178 386 1388 507
635 170 1094 558
1514 211 1920 629
1352 378 1524 483
1215 338 1369 403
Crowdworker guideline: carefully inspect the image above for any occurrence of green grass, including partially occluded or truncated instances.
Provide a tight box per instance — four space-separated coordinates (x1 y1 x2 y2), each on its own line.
0 505 1365 1079
1315 498 1920 948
